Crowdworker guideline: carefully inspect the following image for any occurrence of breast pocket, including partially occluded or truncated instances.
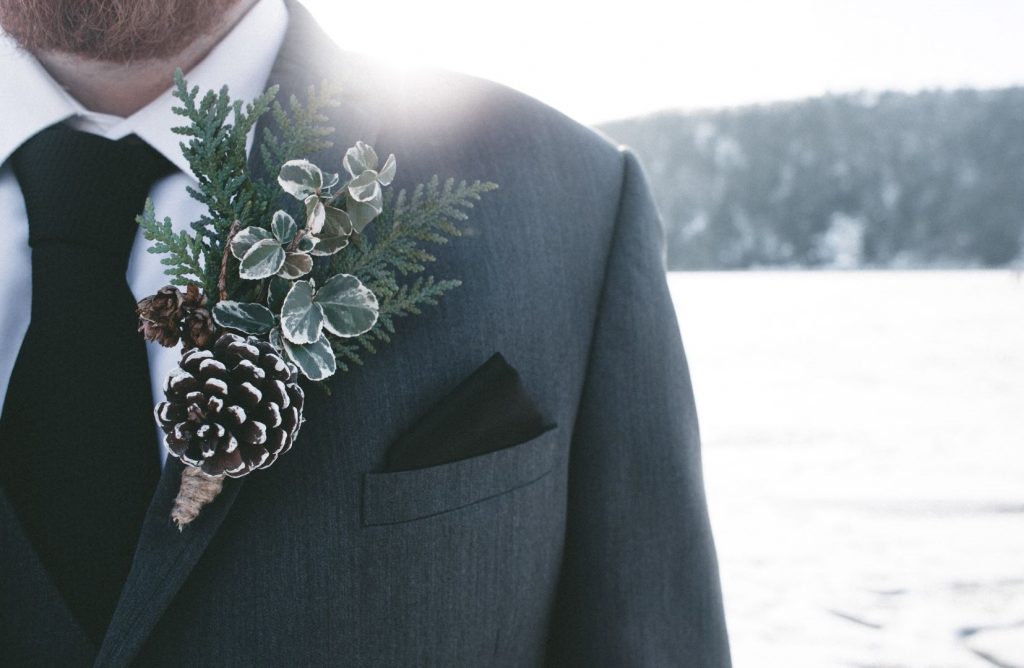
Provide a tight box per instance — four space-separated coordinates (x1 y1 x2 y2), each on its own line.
361 427 561 526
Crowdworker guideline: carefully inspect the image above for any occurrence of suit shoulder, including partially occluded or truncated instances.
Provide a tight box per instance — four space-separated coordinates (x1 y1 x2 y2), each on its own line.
337 51 633 256
346 55 627 175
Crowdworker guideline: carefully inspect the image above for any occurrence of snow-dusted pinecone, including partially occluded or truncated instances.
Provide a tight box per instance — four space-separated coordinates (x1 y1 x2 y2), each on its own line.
155 332 305 477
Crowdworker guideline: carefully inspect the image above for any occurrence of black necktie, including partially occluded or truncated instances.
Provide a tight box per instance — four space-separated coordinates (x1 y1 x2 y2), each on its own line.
0 124 173 645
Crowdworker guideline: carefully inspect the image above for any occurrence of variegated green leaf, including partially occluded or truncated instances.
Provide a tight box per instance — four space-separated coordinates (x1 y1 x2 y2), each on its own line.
377 154 396 186
269 326 284 352
322 171 340 191
346 192 383 233
282 333 336 381
295 234 316 252
270 210 297 244
324 206 353 235
280 279 324 344
343 141 378 177
315 273 379 338
277 251 313 279
347 170 381 203
212 301 275 335
239 238 286 280
278 159 323 200
230 226 273 260
311 237 349 257
305 195 326 234
311 207 352 256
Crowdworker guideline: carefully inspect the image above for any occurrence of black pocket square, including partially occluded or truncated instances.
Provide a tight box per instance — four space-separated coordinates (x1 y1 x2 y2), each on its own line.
384 353 555 471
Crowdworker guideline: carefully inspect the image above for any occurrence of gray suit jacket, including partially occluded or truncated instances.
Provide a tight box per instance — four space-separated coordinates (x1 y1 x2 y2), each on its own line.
0 2 730 665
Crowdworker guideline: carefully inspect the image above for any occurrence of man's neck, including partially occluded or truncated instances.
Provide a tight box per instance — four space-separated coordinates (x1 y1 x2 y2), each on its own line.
30 0 259 117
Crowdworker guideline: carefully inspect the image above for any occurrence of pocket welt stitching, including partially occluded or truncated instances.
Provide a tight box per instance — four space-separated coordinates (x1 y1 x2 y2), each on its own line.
361 428 560 526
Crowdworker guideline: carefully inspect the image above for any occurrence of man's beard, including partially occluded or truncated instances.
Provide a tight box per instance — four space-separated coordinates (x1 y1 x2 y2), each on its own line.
0 0 241 62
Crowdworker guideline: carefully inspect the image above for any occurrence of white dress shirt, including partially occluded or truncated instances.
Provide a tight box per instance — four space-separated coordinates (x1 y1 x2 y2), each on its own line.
0 0 289 469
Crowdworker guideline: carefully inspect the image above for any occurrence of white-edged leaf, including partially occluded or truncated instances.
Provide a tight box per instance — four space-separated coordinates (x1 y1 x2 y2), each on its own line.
212 301 275 335
314 273 379 337
295 234 316 252
280 280 324 344
311 207 352 256
278 159 323 200
343 141 378 177
377 154 397 186
277 252 313 279
282 333 336 381
322 171 340 191
311 236 349 257
268 326 284 352
270 210 297 244
239 238 286 280
346 192 383 233
304 195 326 234
347 170 381 203
230 226 273 260
325 206 353 235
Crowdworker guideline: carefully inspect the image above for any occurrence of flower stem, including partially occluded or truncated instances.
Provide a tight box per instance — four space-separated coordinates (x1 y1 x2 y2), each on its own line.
171 466 225 530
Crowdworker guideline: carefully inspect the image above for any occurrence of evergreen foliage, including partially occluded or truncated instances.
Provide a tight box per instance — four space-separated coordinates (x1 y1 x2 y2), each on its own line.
325 176 497 370
137 72 497 383
138 70 276 296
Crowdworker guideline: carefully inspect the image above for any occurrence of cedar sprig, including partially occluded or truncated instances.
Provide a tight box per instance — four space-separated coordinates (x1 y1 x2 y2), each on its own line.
137 70 279 299
137 199 207 287
330 176 497 283
171 70 278 299
320 177 496 371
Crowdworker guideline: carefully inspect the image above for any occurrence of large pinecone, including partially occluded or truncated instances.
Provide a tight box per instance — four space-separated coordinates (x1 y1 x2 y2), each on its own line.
155 332 305 477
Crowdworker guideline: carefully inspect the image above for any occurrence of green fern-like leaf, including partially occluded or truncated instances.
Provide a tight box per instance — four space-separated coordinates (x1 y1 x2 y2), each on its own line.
136 199 206 288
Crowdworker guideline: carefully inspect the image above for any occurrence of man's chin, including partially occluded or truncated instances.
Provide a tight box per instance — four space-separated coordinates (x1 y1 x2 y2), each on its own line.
0 0 241 63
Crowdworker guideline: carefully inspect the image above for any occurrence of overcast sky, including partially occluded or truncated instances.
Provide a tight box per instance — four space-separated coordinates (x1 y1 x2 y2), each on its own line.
301 0 1024 125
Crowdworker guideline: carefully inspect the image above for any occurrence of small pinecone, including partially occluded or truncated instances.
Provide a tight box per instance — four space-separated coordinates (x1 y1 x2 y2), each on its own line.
181 283 204 309
181 306 215 350
155 332 305 478
137 286 186 347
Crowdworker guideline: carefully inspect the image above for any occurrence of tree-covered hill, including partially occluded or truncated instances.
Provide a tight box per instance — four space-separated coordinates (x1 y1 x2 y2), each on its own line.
598 88 1024 269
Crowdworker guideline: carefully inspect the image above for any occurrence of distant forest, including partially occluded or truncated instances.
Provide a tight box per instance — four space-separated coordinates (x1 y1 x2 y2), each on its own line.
598 88 1024 269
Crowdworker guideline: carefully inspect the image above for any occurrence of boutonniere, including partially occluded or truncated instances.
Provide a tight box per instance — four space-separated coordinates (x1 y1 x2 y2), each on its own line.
135 72 497 529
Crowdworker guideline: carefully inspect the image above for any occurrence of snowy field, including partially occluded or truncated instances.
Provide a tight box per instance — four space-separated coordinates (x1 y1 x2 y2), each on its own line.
668 271 1024 668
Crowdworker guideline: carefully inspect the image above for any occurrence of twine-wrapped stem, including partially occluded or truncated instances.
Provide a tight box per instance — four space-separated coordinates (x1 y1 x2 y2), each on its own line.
170 466 225 530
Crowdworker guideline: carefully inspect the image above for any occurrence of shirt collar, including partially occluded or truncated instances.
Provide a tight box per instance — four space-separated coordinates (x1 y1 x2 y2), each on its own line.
0 0 288 179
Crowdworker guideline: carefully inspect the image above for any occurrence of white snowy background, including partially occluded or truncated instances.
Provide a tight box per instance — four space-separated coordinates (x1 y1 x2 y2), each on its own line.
671 271 1024 667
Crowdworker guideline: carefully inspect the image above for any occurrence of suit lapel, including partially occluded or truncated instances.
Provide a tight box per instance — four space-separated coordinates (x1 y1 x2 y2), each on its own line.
91 457 246 667
93 3 381 665
0 488 95 664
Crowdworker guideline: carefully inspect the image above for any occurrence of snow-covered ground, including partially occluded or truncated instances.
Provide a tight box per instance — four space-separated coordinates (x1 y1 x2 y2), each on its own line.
669 270 1024 668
